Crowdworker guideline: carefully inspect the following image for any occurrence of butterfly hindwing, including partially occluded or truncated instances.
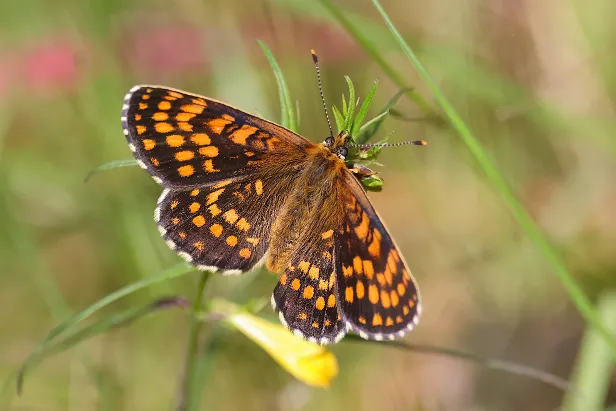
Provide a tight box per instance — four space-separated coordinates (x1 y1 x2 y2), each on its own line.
271 234 347 344
122 85 312 189
156 175 285 274
335 170 421 340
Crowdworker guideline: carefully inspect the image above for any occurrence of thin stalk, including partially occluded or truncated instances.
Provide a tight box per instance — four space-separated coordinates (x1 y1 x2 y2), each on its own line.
176 271 212 411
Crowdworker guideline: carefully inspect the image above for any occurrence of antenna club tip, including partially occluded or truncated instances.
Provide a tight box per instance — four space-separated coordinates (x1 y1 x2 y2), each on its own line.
415 140 428 146
311 49 318 62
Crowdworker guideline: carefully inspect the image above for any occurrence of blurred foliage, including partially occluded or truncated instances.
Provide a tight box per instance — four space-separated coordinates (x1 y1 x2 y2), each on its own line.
1 0 616 410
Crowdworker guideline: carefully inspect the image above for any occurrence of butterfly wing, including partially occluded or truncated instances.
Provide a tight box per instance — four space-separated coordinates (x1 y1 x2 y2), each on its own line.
122 85 313 189
270 229 347 344
335 169 421 340
123 85 311 274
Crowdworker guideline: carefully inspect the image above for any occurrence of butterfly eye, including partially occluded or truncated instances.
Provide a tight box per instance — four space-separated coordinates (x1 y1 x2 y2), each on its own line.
337 146 348 158
324 136 335 147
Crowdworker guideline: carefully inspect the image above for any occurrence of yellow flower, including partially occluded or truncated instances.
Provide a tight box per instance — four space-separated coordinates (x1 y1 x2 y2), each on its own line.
227 311 338 387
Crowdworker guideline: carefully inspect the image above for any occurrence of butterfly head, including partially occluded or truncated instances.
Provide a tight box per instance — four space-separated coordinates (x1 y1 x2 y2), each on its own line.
322 131 351 160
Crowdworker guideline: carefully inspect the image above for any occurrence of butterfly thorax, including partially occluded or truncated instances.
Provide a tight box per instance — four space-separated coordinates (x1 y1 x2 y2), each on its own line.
266 135 349 274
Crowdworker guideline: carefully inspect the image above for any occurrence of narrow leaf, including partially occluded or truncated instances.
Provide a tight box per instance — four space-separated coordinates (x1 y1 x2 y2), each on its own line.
257 40 298 132
351 79 378 138
343 76 356 131
332 105 345 133
84 159 137 182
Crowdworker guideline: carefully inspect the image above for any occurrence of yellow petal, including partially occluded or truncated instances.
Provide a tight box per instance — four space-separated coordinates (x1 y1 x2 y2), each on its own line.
227 312 338 387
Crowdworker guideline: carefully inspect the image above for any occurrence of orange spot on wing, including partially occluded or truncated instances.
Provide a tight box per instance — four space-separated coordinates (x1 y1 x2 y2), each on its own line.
152 112 168 121
136 125 146 135
236 218 250 232
178 165 194 177
403 306 410 315
291 278 301 291
208 204 221 216
246 237 259 246
190 133 210 145
385 316 394 326
194 241 204 251
315 296 325 310
155 122 174 133
353 256 363 275
376 273 386 285
363 260 375 279
308 266 319 280
303 285 314 299
396 316 403 324
229 125 257 145
356 281 365 299
189 202 201 213
239 248 251 258
192 98 207 106
298 261 310 274
345 287 354 303
318 280 328 290
170 200 179 209
172 217 180 225
206 188 224 205
168 91 184 98
158 101 171 110
223 209 239 224
176 112 195 122
192 215 205 227
380 290 391 308
199 146 219 157
190 189 200 196
321 229 334 239
208 117 231 134
397 283 406 296
143 139 155 150
178 122 193 132
327 294 336 308
312 321 319 329
134 114 142 121
166 135 185 147
342 265 353 277
226 235 237 246
390 290 399 307
280 273 287 285
203 159 219 172
358 316 366 324
209 223 223 237
151 158 160 166
139 102 148 110
181 104 204 115
368 229 382 257
175 150 194 161
354 211 370 239
372 313 383 326
297 312 307 320
255 179 263 195
368 284 379 304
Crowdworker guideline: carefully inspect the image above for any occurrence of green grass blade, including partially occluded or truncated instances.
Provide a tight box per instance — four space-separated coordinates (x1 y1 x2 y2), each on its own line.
18 297 189 393
317 0 435 118
344 336 571 392
17 262 194 393
257 40 298 132
343 76 356 131
372 0 616 358
356 87 409 144
332 105 345 134
84 158 137 182
351 80 378 138
562 291 616 411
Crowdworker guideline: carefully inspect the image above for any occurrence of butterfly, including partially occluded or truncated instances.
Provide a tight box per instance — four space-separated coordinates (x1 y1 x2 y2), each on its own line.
121 83 421 344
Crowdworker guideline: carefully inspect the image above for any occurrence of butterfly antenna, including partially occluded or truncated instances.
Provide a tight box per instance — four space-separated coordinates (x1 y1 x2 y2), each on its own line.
311 49 334 138
349 140 428 149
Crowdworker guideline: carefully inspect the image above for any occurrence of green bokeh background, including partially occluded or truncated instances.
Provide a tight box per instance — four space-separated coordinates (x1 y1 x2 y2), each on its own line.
1 0 615 410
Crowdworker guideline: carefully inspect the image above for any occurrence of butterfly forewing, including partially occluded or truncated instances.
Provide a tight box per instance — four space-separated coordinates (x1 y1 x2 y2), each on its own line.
122 85 312 189
335 170 421 340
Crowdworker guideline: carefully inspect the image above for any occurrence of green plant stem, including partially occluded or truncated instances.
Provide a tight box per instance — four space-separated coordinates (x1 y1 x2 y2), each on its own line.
562 291 616 411
372 0 616 359
176 271 212 411
318 0 435 118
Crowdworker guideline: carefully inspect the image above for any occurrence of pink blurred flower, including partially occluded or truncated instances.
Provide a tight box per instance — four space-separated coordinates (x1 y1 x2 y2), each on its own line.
20 37 83 93
121 25 208 76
